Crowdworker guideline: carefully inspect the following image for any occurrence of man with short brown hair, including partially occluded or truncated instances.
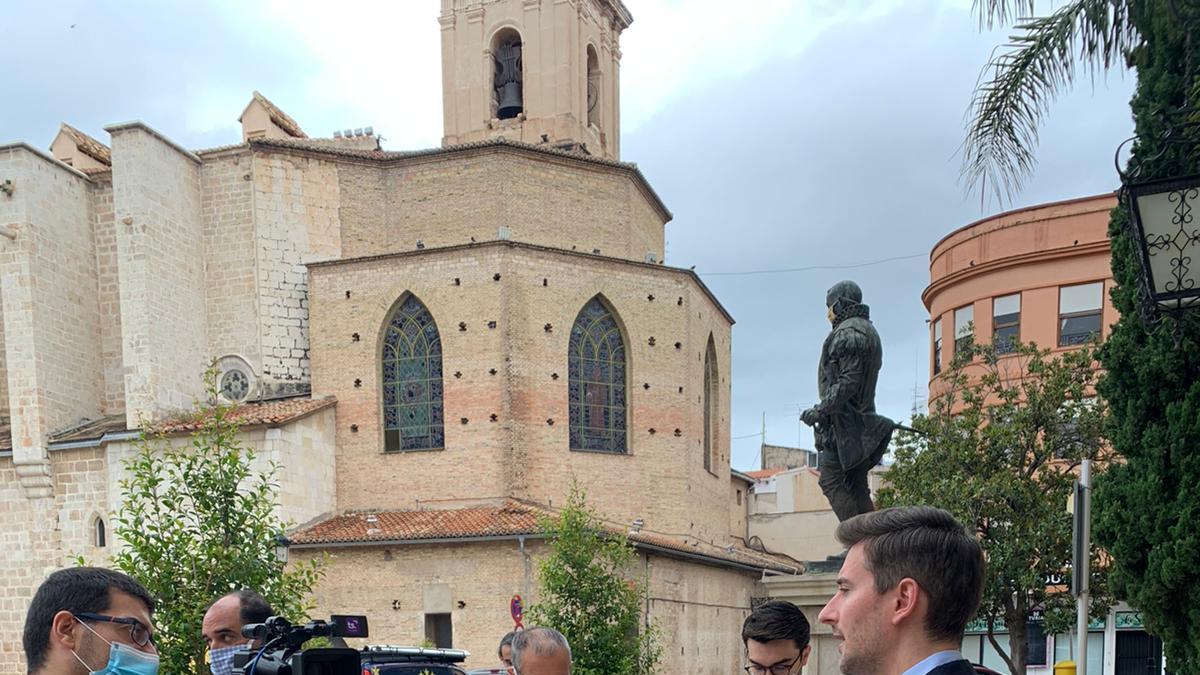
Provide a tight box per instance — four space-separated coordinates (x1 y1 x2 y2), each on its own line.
23 567 158 675
818 506 984 675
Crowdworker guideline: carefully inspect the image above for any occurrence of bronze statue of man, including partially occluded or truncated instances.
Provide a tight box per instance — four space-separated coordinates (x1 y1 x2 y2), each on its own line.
801 281 896 522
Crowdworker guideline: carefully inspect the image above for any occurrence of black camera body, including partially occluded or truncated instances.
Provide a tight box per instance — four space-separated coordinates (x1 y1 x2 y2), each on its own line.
232 615 369 675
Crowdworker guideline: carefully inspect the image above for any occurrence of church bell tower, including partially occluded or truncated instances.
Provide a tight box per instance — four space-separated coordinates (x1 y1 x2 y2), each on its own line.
438 0 632 159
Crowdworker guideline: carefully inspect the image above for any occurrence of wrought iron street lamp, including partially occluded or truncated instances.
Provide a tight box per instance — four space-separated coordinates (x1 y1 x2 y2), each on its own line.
1124 173 1200 316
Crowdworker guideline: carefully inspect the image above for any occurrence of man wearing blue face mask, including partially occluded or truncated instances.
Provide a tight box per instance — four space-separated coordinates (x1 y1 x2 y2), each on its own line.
202 590 275 675
22 567 158 675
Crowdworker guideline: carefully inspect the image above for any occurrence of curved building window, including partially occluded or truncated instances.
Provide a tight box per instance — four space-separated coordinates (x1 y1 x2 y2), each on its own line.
569 297 628 453
704 335 718 472
382 294 445 452
94 517 106 548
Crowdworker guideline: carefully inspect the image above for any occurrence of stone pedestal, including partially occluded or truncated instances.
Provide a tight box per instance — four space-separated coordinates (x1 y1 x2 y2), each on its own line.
763 571 841 675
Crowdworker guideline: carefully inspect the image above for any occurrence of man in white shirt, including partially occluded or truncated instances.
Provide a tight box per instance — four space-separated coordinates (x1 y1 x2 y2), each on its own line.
818 506 984 675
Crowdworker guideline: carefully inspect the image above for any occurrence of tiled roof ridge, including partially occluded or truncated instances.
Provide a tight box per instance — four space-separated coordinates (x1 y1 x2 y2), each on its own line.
249 135 639 171
289 500 799 573
150 395 336 434
58 123 112 166
247 91 307 139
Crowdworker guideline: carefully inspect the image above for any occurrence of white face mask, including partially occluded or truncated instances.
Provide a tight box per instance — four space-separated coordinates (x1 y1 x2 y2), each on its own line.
71 621 159 675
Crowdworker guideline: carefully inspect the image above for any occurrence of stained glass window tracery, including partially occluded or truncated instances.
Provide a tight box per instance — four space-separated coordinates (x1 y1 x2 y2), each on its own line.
569 297 628 453
382 295 444 452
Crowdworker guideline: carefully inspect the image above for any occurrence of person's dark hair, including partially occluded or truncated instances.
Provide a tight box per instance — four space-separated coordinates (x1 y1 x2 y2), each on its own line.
835 506 984 642
510 627 571 673
23 567 155 673
233 589 274 626
204 589 275 626
498 631 516 659
741 600 810 652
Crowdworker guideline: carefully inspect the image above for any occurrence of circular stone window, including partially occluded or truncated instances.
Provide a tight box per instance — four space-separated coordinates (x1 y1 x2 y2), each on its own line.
219 368 251 403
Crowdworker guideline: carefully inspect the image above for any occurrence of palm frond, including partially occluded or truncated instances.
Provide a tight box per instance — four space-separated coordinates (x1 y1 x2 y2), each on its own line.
961 0 1138 204
972 0 1038 29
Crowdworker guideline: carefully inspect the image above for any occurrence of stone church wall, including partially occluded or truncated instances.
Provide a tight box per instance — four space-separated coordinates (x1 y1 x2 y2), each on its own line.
109 124 208 424
0 445 112 675
333 148 666 264
307 242 732 539
0 146 104 453
251 150 342 392
291 540 761 675
201 150 262 377
91 176 126 417
292 539 538 671
246 405 338 524
646 554 761 675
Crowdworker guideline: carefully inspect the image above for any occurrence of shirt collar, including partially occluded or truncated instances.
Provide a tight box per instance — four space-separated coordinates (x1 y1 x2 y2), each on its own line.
900 650 964 675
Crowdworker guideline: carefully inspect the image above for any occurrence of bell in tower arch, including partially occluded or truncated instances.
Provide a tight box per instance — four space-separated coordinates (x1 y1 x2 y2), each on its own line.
494 39 523 120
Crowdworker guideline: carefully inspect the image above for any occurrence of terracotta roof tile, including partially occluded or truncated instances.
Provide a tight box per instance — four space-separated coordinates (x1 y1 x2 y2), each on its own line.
58 123 112 166
288 501 800 574
289 502 545 545
153 396 335 434
243 91 307 139
30 397 337 449
745 468 785 480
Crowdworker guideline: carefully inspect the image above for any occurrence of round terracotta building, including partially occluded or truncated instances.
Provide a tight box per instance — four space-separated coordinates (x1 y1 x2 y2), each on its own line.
923 193 1119 392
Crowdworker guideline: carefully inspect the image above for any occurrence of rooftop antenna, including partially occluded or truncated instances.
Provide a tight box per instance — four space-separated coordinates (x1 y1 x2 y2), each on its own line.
759 411 766 470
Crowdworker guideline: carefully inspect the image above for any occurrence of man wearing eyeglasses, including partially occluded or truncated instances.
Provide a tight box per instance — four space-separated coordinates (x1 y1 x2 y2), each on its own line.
742 600 811 675
22 567 158 675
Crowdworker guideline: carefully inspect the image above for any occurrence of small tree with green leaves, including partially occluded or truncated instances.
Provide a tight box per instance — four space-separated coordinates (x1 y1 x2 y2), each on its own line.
528 485 661 675
879 339 1113 675
112 375 325 675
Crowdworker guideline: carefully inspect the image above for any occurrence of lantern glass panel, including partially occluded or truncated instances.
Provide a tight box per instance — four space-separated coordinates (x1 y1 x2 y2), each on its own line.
1131 180 1200 309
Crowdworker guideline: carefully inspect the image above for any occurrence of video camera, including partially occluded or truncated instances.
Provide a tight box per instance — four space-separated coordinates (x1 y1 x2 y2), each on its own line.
232 615 368 675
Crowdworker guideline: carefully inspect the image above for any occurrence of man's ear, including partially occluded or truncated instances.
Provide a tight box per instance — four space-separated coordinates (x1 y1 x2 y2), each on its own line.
891 578 921 626
800 644 812 666
50 610 82 652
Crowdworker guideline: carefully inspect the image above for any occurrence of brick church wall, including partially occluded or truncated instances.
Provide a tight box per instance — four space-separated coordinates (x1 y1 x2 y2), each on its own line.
307 242 732 540
109 124 208 424
334 147 666 264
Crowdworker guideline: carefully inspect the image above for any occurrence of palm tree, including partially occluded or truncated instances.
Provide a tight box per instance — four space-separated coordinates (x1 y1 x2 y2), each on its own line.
962 3 1200 673
961 0 1140 203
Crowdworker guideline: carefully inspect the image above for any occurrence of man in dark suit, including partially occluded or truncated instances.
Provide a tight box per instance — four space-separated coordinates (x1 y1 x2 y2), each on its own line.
818 506 984 675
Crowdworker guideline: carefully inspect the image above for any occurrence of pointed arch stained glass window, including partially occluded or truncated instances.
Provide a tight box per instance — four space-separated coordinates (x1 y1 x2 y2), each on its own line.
569 297 627 453
382 295 445 452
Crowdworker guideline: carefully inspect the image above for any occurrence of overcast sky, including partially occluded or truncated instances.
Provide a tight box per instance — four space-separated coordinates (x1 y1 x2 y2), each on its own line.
0 0 1135 472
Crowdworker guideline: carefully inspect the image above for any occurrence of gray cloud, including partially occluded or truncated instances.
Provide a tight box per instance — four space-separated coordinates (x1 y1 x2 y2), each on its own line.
623 1 1134 469
1 1 1134 473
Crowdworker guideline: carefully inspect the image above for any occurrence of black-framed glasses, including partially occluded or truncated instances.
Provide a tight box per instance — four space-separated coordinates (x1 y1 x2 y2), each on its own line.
744 660 801 675
74 613 154 647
